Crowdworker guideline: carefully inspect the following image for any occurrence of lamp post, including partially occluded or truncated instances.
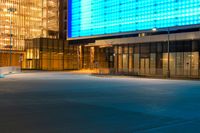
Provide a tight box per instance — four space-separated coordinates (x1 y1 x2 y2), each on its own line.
7 7 16 66
152 27 170 78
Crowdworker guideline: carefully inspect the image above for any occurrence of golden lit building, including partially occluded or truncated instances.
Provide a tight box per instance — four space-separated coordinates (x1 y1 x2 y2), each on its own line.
0 0 59 67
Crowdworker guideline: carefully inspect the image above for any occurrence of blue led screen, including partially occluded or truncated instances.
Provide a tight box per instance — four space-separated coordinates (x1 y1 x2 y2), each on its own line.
68 0 200 38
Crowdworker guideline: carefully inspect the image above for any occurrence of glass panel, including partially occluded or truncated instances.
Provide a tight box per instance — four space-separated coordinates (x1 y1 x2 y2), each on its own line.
114 46 118 54
150 53 156 75
118 46 122 54
124 47 128 54
145 59 150 75
140 59 145 75
118 54 122 71
129 47 133 54
184 52 191 76
191 52 199 77
140 58 149 75
123 54 128 72
134 54 139 73
170 53 176 76
176 52 184 76
162 53 168 76
129 54 133 72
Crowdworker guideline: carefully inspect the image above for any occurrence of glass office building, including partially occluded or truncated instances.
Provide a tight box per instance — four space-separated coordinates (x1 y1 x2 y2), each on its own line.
68 0 200 78
0 0 59 67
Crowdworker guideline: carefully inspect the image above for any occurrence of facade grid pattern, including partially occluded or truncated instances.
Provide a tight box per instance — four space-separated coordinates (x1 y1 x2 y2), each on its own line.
69 0 200 38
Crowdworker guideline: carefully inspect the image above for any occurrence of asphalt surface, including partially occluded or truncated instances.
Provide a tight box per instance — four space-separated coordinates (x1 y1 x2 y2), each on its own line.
0 72 200 133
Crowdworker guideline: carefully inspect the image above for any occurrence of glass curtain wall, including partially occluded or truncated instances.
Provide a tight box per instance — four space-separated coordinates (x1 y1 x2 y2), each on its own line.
114 40 200 78
42 0 59 38
25 38 80 71
76 46 114 70
64 43 79 70
0 0 60 67
25 38 64 70
0 0 43 51
0 0 43 67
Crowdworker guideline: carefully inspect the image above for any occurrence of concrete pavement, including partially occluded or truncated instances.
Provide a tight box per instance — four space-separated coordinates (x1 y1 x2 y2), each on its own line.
0 72 200 133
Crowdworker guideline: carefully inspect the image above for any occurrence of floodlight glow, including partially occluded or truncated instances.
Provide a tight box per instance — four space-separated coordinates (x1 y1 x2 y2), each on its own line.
152 28 157 32
68 0 200 38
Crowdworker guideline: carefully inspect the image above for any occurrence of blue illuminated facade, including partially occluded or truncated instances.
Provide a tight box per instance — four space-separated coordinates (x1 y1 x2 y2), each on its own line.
68 0 200 38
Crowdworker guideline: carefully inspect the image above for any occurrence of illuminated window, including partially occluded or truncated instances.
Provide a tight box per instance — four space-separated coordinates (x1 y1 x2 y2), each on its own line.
68 0 200 38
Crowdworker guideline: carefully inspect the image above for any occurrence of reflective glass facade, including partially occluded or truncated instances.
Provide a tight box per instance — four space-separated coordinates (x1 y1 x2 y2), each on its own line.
0 0 59 67
68 0 200 38
113 40 200 78
25 38 79 70
0 0 43 51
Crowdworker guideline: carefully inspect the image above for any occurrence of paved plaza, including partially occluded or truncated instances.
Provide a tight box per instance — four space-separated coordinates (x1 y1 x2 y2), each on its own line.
0 72 200 133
